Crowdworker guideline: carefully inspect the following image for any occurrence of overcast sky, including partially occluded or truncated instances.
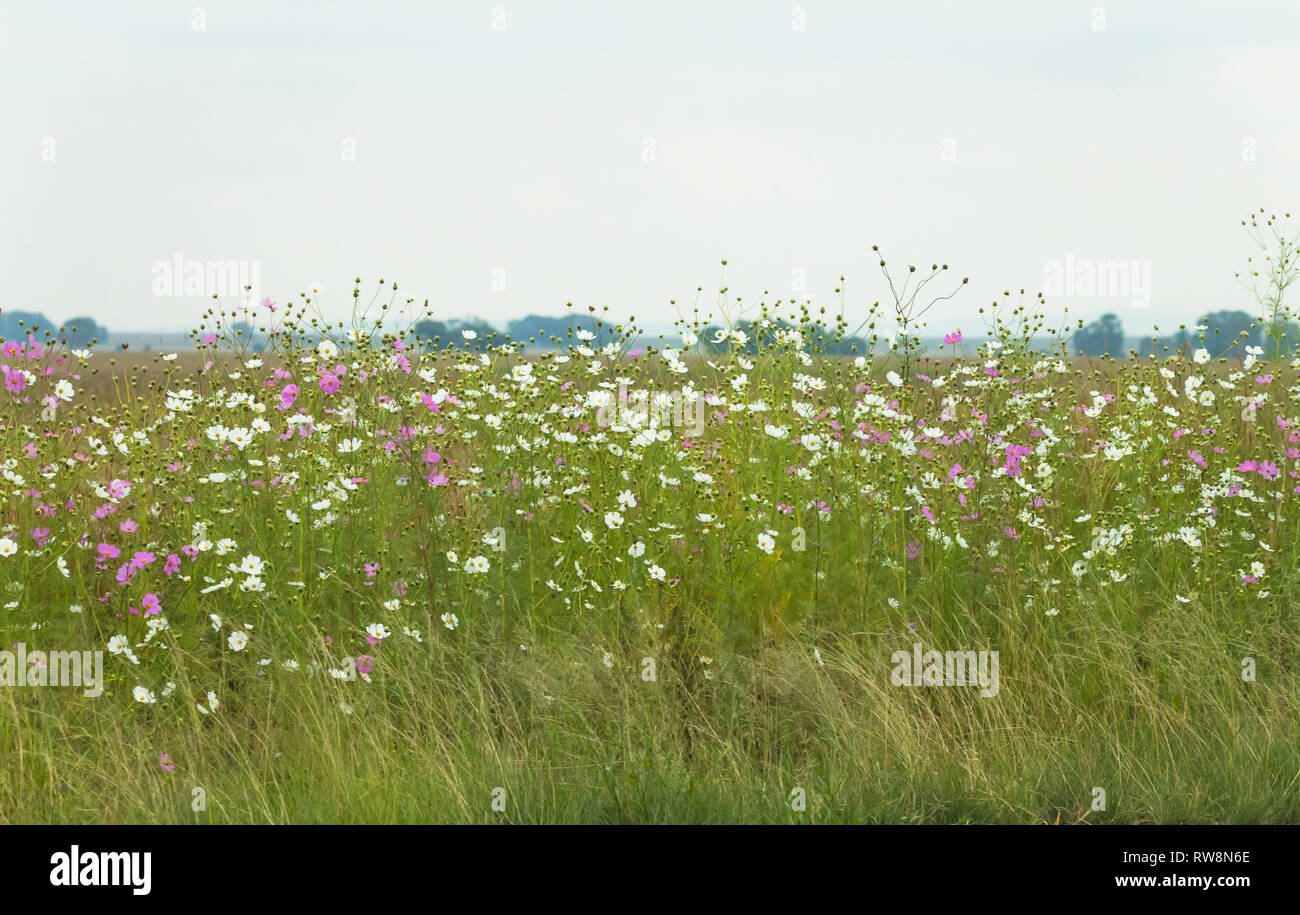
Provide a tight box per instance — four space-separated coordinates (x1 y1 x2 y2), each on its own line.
3 0 1299 337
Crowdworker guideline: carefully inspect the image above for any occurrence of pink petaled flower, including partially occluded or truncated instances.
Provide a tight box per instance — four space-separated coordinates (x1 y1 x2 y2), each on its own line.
1256 374 1273 384
356 655 374 675
164 553 181 576
423 448 440 465
117 564 137 586
97 543 120 560
905 540 921 559
364 562 380 578
141 593 161 617
1188 449 1206 468
119 518 137 533
424 472 448 487
3 366 27 394
278 383 299 411
319 373 340 394
1004 526 1021 540
107 479 131 499
130 551 156 569
201 334 217 345
943 330 962 345
159 752 176 773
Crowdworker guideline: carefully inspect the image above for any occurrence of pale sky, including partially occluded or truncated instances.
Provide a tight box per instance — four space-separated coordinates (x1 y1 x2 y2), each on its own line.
3 0 1299 337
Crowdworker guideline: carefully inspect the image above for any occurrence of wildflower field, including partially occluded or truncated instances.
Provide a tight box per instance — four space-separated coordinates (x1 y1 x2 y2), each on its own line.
2 273 1299 824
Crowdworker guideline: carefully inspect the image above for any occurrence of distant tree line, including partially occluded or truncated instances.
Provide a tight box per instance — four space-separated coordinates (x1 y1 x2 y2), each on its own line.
412 314 622 350
1072 309 1300 358
0 310 108 347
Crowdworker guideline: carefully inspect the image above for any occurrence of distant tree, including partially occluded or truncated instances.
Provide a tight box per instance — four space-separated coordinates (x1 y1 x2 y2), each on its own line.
0 309 53 341
414 318 498 351
1197 309 1260 354
1073 313 1124 356
413 319 449 343
500 314 620 349
62 316 107 348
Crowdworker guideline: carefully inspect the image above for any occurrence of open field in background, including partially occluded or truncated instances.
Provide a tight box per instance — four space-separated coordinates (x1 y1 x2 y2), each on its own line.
1 298 1298 823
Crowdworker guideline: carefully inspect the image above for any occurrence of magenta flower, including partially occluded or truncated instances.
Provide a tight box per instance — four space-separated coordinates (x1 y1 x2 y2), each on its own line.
3 367 27 394
319 373 340 394
141 593 161 617
943 330 963 345
159 752 175 773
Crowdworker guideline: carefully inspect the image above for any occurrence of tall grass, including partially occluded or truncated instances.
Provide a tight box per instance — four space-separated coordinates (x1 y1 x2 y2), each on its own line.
0 274 1297 823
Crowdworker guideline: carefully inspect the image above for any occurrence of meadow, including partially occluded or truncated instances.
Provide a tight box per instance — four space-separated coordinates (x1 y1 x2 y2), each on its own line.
1 281 1298 824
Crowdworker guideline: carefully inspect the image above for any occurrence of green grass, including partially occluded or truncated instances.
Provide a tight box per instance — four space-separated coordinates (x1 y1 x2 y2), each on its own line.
1 291 1298 822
